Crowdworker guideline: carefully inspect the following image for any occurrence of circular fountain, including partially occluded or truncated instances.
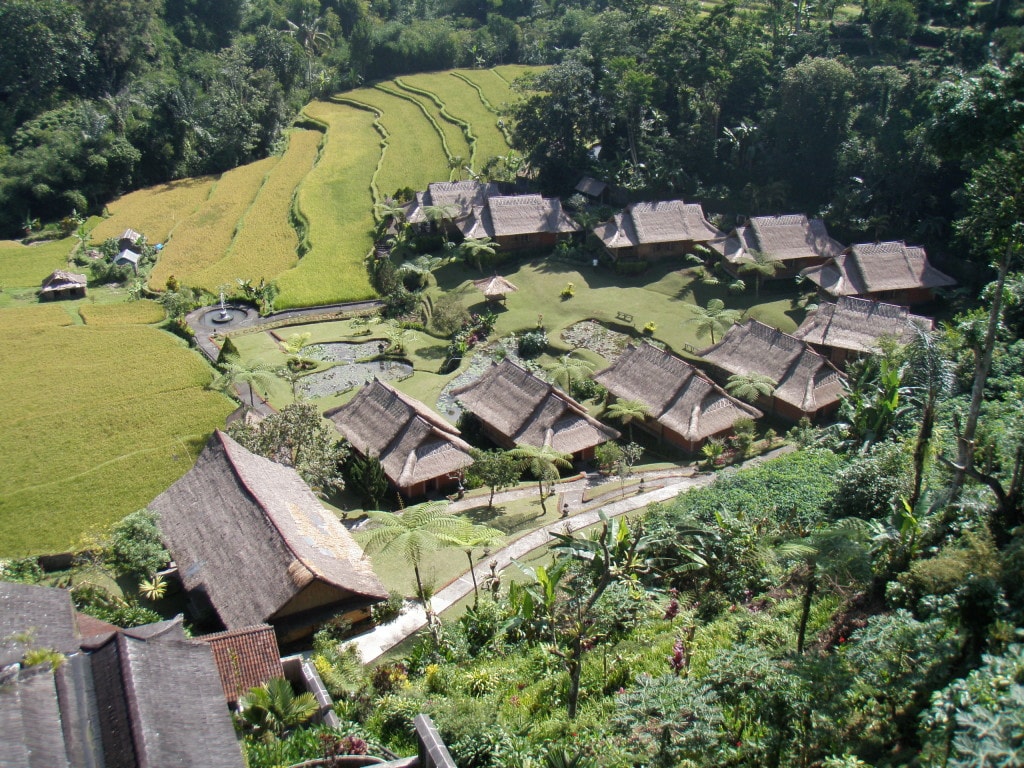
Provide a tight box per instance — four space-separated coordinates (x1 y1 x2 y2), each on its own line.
194 289 254 329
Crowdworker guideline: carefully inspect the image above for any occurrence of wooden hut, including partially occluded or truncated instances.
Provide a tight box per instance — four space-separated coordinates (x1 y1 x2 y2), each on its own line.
39 270 87 300
594 343 762 453
799 241 956 305
151 431 388 641
793 295 934 367
457 195 580 251
711 214 845 279
593 200 723 262
699 320 845 422
450 358 619 461
326 379 475 498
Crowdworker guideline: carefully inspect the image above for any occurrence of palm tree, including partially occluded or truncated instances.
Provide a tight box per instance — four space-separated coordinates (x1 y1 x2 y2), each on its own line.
688 298 742 345
725 372 777 404
545 352 595 396
737 250 783 298
509 444 572 515
361 501 468 608
238 677 318 742
605 398 651 442
448 523 506 606
459 236 499 271
396 254 444 290
286 10 331 87
211 360 277 408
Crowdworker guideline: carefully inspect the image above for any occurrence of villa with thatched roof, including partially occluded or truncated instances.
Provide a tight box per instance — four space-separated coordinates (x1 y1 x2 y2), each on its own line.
699 320 846 421
799 241 956 305
326 379 475 498
39 270 87 300
710 214 845 279
793 296 934 367
593 200 723 262
450 358 619 461
151 431 387 641
594 343 763 453
404 180 504 231
456 194 581 251
0 583 244 768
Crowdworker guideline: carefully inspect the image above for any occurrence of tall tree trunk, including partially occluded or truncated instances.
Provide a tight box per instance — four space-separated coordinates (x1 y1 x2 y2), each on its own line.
466 550 479 606
909 399 934 512
796 560 817 655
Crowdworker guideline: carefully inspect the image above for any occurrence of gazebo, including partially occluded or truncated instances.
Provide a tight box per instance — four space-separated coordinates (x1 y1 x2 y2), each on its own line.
473 274 518 304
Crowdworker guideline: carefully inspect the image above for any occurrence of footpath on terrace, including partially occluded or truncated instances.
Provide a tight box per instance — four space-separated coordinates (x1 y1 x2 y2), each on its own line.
348 445 794 663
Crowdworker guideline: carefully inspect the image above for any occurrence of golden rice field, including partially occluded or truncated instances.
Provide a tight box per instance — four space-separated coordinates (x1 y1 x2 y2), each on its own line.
274 101 380 308
148 156 279 290
89 177 215 246
189 129 322 290
384 79 473 169
0 307 233 556
79 299 166 326
0 237 76 289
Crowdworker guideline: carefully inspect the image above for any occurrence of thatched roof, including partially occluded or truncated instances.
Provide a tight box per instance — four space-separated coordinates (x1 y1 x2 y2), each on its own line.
0 582 82 667
39 270 87 293
575 176 607 197
699 320 845 414
595 343 762 441
0 602 244 768
405 180 503 223
199 624 283 705
594 200 722 250
450 359 619 454
473 275 519 299
793 296 933 354
711 214 845 265
325 380 474 491
152 431 386 631
458 195 580 239
800 241 957 297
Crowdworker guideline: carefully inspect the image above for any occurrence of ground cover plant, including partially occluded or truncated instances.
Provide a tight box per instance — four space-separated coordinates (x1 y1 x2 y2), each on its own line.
88 177 215 248
0 303 233 556
0 237 76 289
148 156 279 291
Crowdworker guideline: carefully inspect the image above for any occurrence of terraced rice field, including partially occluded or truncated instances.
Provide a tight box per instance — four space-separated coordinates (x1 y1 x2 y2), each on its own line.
89 177 215 246
79 299 166 326
0 237 77 289
0 304 233 556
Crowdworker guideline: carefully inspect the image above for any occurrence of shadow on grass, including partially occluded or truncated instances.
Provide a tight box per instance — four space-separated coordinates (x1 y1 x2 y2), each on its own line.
415 343 448 360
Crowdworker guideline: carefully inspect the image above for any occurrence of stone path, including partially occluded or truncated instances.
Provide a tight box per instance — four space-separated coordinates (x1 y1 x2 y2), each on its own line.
347 446 793 663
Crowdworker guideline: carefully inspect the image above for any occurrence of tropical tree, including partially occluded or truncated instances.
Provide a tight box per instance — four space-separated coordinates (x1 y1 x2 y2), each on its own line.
237 677 318 742
286 9 331 86
605 398 651 442
688 299 742 345
396 254 444 290
361 501 468 608
509 444 572 515
422 203 458 243
902 327 953 511
737 250 783 297
725 372 778 403
459 236 499 271
448 523 506 606
210 359 277 408
468 449 521 509
545 352 596 396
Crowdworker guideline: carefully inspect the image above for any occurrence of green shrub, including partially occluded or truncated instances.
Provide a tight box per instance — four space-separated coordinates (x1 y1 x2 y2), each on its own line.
0 557 43 584
371 590 405 624
104 510 169 578
517 328 548 358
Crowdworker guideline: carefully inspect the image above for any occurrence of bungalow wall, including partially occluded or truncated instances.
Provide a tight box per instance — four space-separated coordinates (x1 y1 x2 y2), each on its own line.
494 232 572 251
41 286 86 300
721 255 829 280
859 287 936 306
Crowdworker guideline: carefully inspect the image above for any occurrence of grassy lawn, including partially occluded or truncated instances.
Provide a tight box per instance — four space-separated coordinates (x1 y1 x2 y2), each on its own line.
0 237 77 289
0 301 234 556
89 177 215 247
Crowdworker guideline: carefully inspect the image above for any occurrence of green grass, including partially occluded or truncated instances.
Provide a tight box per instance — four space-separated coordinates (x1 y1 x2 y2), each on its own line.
0 237 77 289
0 304 234 556
386 79 473 171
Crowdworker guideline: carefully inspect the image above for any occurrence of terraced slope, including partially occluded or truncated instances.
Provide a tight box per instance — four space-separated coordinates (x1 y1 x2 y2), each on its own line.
90 177 215 246
0 237 77 289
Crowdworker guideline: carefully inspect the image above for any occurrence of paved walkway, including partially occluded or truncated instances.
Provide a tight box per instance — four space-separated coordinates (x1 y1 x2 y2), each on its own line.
347 446 793 662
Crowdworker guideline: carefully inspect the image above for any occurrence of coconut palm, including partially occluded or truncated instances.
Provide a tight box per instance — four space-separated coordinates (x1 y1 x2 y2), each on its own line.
238 677 318 742
362 501 468 608
545 352 596 396
448 523 506 606
725 372 778 404
286 10 331 86
605 398 651 442
688 298 742 345
211 360 277 408
460 236 499 272
737 249 784 298
509 444 573 515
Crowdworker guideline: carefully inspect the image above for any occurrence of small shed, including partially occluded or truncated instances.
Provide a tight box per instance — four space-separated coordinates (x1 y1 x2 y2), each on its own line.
118 228 144 251
473 275 519 304
39 270 87 300
114 248 141 273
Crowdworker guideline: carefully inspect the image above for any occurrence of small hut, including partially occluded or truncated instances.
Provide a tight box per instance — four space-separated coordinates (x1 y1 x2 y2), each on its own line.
118 228 144 251
473 275 519 305
39 270 87 300
114 248 141 273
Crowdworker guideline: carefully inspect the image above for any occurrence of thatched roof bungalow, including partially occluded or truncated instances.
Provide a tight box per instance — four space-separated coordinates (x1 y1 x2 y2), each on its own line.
450 358 619 461
39 270 87 301
699 320 846 421
404 180 504 229
457 194 581 251
151 431 387 641
593 200 723 262
0 584 244 768
326 379 475 498
594 343 762 453
793 296 934 367
710 214 845 278
799 241 956 305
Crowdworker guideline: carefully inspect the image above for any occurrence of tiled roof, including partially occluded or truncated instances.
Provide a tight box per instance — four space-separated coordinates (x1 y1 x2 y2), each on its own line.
200 624 284 705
